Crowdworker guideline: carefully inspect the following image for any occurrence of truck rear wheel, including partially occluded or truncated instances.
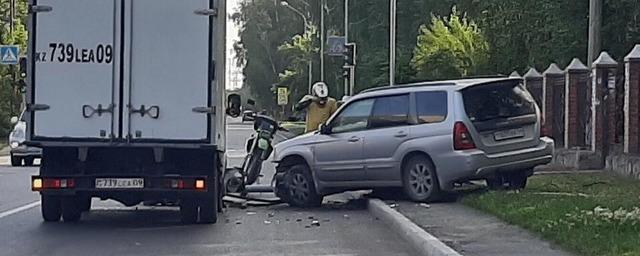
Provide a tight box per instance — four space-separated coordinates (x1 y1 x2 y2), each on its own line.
62 197 82 222
199 199 218 224
41 195 62 222
180 199 198 224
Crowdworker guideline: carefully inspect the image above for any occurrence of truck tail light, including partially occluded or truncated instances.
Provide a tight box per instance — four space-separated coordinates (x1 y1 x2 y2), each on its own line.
33 178 75 190
195 179 206 190
168 179 186 189
454 122 476 150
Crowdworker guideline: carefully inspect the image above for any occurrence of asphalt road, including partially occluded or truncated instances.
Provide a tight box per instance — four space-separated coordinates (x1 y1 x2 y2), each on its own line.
0 120 415 256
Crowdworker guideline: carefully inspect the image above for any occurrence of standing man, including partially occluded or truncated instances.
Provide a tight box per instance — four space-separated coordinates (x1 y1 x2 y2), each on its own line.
295 82 338 133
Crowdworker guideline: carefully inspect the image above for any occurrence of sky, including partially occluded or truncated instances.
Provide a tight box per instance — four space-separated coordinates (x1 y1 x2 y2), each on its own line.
225 0 243 90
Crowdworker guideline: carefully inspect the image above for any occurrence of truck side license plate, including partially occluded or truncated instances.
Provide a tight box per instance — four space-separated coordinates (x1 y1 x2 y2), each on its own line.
95 178 144 189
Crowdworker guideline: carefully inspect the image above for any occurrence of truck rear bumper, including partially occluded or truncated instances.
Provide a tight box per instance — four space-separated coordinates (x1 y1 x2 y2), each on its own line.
32 175 213 196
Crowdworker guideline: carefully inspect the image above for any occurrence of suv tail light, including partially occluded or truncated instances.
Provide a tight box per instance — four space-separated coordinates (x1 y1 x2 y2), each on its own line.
454 122 476 150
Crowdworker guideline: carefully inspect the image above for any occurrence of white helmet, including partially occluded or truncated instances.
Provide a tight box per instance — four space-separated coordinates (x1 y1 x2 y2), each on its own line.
312 82 329 98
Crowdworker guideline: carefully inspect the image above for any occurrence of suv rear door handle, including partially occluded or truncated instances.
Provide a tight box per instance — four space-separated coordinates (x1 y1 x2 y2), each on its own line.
348 136 360 142
394 131 408 138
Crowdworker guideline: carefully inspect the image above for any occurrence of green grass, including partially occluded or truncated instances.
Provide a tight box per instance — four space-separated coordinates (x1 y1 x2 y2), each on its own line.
462 173 640 256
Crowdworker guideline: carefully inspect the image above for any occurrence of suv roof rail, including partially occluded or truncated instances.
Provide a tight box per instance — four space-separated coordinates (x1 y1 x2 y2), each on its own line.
360 82 457 94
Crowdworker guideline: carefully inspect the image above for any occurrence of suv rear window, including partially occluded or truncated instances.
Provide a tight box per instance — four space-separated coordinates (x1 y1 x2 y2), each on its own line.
416 91 447 123
462 81 536 122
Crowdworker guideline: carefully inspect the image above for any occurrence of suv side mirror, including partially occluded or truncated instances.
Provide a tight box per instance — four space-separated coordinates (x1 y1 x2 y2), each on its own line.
319 123 331 135
226 94 242 117
10 116 18 124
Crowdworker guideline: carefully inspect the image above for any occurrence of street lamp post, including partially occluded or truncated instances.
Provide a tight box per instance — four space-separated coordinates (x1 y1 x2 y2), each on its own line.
389 0 396 86
344 0 349 96
320 0 325 82
281 1 313 94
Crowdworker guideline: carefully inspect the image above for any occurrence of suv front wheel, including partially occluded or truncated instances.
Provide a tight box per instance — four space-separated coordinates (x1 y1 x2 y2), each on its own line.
402 156 440 202
278 164 323 208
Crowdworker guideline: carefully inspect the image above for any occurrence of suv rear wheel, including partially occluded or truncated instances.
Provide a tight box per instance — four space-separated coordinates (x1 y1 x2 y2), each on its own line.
506 172 528 190
24 157 35 166
402 156 440 202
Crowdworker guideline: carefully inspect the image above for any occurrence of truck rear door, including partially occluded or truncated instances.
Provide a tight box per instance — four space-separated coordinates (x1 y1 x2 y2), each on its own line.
124 0 213 142
32 0 118 140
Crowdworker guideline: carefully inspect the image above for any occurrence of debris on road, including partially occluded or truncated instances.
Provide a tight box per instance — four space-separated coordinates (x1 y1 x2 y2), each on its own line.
418 203 431 209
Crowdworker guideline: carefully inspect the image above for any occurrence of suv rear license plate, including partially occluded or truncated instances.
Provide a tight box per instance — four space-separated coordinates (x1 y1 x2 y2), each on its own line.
95 178 144 189
494 128 525 141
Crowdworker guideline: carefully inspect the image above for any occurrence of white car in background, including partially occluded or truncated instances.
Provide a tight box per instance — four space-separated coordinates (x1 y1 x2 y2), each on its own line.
8 111 41 166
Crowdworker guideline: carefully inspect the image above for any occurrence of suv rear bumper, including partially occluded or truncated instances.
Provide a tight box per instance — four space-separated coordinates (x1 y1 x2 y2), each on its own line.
439 137 554 190
10 145 42 157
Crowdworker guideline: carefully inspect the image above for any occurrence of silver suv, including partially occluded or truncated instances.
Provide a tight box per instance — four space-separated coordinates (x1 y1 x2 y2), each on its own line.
273 77 554 207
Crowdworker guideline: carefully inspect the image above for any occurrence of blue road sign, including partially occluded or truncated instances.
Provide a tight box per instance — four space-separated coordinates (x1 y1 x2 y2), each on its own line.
0 45 20 65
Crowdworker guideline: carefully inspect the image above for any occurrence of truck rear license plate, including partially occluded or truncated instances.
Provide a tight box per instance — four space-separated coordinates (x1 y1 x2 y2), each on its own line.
95 178 144 189
494 128 525 141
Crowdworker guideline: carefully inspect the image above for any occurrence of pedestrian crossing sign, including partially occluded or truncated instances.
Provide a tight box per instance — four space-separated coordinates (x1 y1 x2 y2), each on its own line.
0 45 20 65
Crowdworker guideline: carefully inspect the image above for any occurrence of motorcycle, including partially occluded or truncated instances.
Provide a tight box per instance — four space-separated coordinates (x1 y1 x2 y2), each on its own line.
225 112 283 195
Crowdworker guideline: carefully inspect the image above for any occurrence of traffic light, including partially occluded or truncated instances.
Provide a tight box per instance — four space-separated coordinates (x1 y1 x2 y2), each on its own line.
342 66 350 78
344 43 356 66
19 57 27 79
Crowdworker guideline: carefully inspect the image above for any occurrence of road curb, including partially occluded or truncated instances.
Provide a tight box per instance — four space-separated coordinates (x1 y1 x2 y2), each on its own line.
368 199 461 256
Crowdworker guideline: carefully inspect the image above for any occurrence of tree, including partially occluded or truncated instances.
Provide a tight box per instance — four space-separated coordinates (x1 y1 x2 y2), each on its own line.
0 0 29 138
411 7 489 80
278 25 318 106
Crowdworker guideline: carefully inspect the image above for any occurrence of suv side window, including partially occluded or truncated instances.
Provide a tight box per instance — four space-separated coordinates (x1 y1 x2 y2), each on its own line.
369 94 410 129
415 91 447 124
331 98 375 133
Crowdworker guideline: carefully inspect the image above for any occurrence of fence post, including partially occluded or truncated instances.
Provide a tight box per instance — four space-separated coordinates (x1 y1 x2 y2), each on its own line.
625 45 640 154
565 58 590 149
543 63 565 146
592 52 618 164
524 68 543 108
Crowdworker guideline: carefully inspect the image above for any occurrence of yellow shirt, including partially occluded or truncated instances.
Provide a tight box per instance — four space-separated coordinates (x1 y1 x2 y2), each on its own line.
306 97 338 132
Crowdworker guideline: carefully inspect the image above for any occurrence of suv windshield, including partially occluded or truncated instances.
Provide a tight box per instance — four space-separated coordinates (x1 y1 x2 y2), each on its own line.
462 81 536 122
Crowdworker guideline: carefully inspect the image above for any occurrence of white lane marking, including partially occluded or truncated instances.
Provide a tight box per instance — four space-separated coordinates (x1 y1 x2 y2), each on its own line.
199 240 322 248
0 201 41 219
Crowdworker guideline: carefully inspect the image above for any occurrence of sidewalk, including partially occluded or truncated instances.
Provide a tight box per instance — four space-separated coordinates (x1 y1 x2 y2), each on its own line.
0 146 9 157
393 201 573 256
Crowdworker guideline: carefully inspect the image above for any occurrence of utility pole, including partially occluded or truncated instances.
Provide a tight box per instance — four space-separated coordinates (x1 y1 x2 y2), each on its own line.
343 0 349 96
9 0 17 113
320 0 325 82
588 0 602 67
389 0 396 86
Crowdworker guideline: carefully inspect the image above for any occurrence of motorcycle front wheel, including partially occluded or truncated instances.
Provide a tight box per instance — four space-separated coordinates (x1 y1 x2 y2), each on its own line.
243 149 264 185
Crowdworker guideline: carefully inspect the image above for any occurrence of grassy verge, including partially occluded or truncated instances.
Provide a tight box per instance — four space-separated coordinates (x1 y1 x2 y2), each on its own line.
462 173 640 256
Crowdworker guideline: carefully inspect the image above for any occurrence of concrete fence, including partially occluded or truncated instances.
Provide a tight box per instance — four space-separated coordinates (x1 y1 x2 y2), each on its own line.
515 44 640 178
